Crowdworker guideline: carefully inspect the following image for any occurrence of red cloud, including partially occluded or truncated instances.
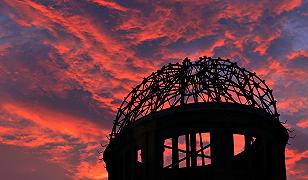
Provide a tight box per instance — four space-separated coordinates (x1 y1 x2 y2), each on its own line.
1 0 307 179
0 100 109 179
287 50 308 60
253 33 282 55
90 0 128 12
274 0 303 15
1 102 108 142
77 161 108 180
278 97 308 114
296 119 308 129
2 0 157 112
286 148 308 178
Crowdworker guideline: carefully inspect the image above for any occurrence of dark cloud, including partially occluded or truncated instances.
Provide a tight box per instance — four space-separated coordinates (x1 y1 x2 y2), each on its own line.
0 144 73 180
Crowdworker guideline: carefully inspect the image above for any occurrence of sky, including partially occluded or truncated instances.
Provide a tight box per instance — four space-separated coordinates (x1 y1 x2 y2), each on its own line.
0 0 307 179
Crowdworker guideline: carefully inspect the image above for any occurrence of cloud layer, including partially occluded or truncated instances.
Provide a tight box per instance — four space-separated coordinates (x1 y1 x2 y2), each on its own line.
0 0 307 179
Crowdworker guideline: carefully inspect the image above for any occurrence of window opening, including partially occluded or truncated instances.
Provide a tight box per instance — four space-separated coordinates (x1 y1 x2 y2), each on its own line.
137 149 142 163
163 138 172 168
163 132 211 169
233 134 245 156
178 135 186 168
196 132 211 166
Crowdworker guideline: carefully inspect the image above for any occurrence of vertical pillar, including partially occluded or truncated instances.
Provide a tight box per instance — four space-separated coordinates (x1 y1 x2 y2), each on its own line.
211 129 234 168
186 134 190 167
146 131 163 180
190 133 197 167
244 135 253 172
199 133 205 166
146 132 154 180
172 136 179 168
245 135 252 150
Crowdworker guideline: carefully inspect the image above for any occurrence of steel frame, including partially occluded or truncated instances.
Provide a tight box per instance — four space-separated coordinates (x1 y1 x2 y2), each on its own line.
111 57 279 138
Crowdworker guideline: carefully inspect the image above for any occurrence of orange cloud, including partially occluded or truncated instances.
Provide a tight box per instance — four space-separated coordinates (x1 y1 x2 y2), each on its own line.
0 100 109 179
253 33 281 55
77 161 108 180
278 97 308 114
89 0 129 12
1 102 108 142
287 50 308 60
274 0 303 15
296 119 308 129
116 3 219 45
1 0 307 179
286 148 308 177
0 125 65 148
2 0 156 113
221 1 265 22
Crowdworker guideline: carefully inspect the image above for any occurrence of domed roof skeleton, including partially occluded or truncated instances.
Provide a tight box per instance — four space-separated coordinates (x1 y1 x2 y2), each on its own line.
111 56 279 138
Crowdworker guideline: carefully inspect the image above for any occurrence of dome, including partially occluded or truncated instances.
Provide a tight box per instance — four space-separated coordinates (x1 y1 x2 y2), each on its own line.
111 56 279 138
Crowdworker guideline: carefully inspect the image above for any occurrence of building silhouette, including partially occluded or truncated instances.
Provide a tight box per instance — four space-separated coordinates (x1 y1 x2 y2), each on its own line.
103 57 289 180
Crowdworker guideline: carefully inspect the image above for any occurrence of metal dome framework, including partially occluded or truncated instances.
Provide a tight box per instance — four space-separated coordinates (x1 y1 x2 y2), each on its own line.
111 57 279 138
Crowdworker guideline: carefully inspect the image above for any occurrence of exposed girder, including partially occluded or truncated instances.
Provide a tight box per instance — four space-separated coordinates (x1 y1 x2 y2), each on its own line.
111 56 279 138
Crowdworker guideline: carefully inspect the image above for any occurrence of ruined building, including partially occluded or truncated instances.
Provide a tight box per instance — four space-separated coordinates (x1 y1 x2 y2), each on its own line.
103 57 288 180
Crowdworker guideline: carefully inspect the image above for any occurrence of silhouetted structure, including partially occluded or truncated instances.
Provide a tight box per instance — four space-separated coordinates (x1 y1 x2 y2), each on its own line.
103 57 288 180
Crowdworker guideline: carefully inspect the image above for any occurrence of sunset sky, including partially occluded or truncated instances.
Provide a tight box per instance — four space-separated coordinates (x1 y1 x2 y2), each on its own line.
0 0 307 179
